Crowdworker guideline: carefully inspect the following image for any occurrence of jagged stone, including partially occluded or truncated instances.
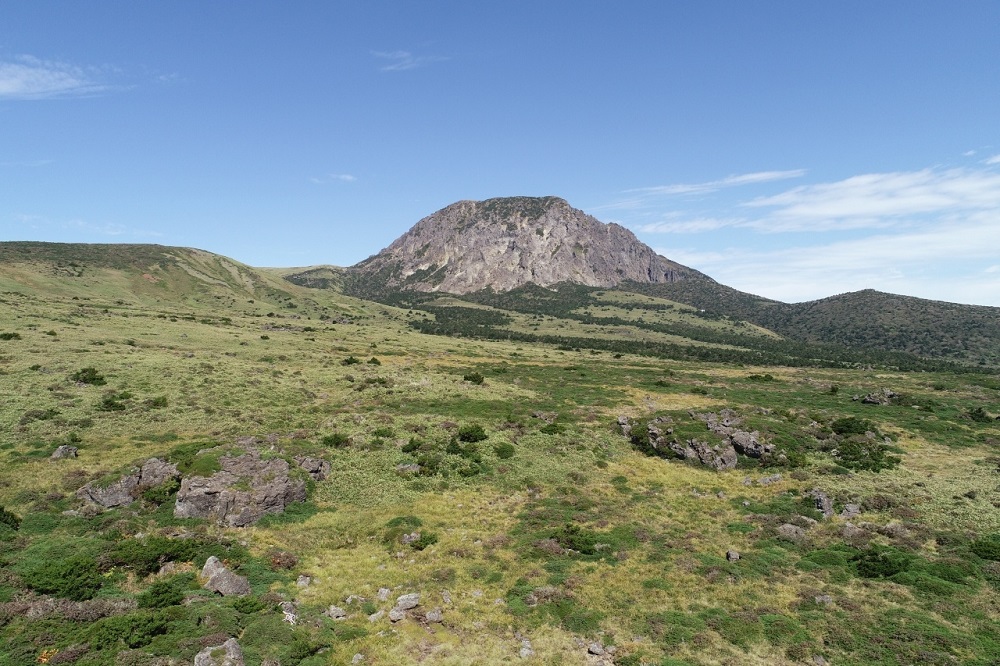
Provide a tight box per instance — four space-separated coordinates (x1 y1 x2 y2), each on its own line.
726 549 741 562
296 456 330 481
395 593 420 610
75 458 179 508
174 452 306 527
326 605 347 620
51 445 78 460
425 608 444 623
840 503 862 519
194 638 244 666
777 524 807 543
201 556 251 597
811 489 834 518
388 608 406 622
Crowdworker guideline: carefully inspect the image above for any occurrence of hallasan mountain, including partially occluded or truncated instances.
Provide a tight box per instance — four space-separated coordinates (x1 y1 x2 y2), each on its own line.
2 195 1000 366
291 196 704 296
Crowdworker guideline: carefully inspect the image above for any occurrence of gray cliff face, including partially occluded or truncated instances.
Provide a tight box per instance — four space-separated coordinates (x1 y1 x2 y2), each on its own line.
353 196 699 294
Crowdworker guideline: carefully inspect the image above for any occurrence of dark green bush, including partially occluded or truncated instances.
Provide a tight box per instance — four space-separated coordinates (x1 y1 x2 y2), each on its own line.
341 356 360 365
831 416 873 436
88 610 169 649
0 505 20 531
322 432 350 448
98 391 133 412
22 554 102 600
853 546 914 578
145 395 168 409
142 477 180 505
137 575 190 608
494 442 516 459
463 372 485 385
401 437 422 453
367 357 381 365
551 523 599 555
968 407 993 423
70 367 106 385
0 332 22 340
835 439 901 472
971 535 1000 561
411 532 438 550
539 423 565 435
458 424 488 443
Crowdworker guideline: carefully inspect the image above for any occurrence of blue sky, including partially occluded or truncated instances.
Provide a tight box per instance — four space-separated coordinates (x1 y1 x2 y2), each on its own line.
2 2 999 306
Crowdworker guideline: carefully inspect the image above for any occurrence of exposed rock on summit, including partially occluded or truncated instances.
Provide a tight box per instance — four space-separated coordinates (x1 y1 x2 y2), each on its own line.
349 196 700 294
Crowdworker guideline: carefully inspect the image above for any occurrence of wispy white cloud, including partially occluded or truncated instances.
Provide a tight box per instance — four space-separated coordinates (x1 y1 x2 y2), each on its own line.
655 210 1000 305
636 217 738 234
743 168 1000 230
0 55 111 99
11 213 162 238
985 154 1000 165
310 173 357 184
372 50 447 72
630 170 807 196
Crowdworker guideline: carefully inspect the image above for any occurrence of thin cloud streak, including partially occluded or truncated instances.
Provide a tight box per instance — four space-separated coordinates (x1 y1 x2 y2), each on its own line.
630 169 807 196
372 50 447 72
655 212 1000 305
311 173 357 184
745 168 1000 222
0 55 110 99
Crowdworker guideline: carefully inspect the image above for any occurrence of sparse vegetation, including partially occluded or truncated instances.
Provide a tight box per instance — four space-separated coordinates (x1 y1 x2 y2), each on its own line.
0 242 998 665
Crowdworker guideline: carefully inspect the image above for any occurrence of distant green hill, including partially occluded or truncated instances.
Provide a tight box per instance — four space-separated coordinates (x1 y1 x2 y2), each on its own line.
630 279 1000 367
0 241 363 319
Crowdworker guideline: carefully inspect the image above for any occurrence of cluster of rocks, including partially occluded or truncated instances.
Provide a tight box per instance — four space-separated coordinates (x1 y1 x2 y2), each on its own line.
623 409 779 471
71 438 331 527
325 589 446 626
855 387 900 405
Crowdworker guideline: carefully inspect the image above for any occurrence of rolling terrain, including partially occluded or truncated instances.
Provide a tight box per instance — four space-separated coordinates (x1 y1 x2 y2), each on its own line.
0 236 998 666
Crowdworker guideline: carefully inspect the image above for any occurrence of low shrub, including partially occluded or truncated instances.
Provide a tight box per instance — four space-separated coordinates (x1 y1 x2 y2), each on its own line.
458 424 488 443
494 442 516 459
70 367 106 385
22 554 102 601
463 371 485 385
322 432 351 448
971 535 1000 561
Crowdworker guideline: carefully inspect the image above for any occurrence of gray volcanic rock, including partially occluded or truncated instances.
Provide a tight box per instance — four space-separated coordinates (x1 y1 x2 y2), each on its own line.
75 458 179 508
351 196 700 294
174 452 306 526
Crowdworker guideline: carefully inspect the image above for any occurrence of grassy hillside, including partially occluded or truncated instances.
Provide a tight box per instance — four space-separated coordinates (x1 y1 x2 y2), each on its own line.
626 279 1000 367
1 243 999 666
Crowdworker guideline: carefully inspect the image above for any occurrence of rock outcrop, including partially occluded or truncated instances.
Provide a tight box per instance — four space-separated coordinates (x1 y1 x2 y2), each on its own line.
194 637 244 666
174 452 306 526
343 196 702 295
200 557 251 597
75 458 179 508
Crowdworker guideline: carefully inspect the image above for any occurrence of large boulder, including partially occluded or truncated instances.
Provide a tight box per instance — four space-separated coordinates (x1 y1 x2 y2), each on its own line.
75 458 179 508
201 556 251 597
174 453 306 527
194 637 244 666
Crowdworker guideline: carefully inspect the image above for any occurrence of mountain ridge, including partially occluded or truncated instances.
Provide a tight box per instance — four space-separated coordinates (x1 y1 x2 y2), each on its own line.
345 196 704 295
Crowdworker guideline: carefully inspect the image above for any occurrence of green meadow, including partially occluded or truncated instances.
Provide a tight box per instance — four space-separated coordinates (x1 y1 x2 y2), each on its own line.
1 249 998 666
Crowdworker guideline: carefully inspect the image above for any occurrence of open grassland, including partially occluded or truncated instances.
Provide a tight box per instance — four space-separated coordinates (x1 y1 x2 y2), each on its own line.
1 281 999 666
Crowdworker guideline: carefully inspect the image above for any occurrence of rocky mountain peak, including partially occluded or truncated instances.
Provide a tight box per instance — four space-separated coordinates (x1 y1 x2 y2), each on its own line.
351 196 702 294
